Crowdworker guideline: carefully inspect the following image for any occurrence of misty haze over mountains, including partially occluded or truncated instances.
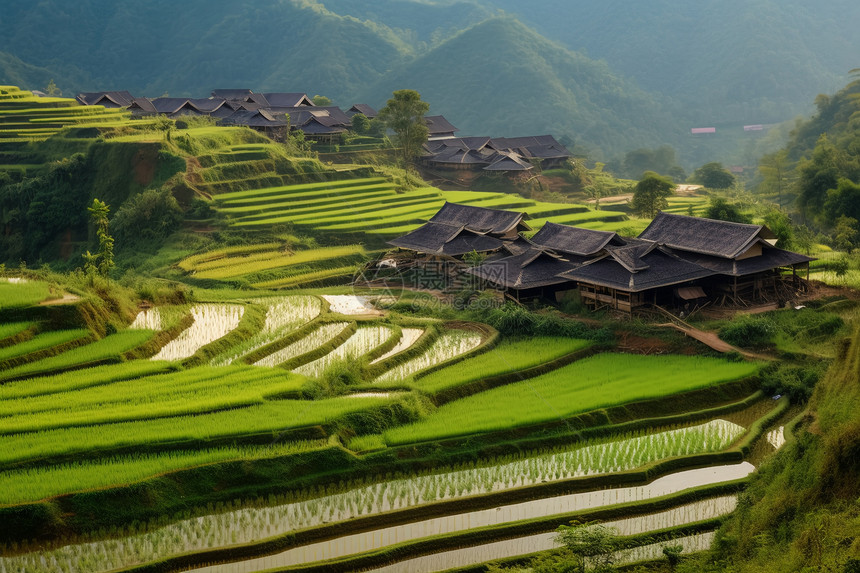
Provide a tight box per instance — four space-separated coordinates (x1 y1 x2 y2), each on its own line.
2 0 857 164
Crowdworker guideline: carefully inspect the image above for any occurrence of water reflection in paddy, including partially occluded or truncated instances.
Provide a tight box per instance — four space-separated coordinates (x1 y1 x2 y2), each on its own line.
187 464 751 572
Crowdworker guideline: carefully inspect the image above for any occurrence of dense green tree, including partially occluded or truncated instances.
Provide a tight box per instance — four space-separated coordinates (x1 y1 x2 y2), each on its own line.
704 197 752 223
833 216 859 253
377 89 430 169
796 134 843 221
111 188 183 246
311 94 332 106
822 178 860 227
763 209 795 249
351 113 370 135
631 171 674 217
691 162 735 189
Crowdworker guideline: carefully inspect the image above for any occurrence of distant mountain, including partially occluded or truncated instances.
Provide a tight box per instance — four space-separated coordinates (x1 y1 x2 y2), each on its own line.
357 17 680 159
478 0 860 126
2 0 856 164
0 0 409 99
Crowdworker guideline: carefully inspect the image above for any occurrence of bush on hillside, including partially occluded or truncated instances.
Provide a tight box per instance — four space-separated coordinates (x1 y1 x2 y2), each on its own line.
481 303 613 343
719 316 775 348
112 187 183 245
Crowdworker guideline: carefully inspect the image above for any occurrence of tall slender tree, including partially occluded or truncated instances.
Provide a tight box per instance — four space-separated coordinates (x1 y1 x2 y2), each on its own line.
377 89 429 170
83 198 114 277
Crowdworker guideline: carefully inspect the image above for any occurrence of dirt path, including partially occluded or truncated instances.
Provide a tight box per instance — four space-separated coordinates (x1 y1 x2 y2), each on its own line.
38 293 81 306
658 322 774 361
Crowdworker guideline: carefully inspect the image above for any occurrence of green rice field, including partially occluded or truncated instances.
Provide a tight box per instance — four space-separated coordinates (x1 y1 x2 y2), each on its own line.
382 354 761 445
0 330 155 381
213 178 643 239
0 279 57 309
391 336 593 394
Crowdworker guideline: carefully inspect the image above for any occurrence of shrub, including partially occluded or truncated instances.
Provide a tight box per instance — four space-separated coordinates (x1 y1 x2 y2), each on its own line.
759 362 827 403
112 188 183 245
719 316 775 348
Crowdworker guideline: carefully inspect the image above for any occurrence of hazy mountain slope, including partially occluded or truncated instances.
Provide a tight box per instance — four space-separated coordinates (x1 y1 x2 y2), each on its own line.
0 0 410 101
481 0 860 125
318 0 492 47
0 52 80 96
358 17 679 159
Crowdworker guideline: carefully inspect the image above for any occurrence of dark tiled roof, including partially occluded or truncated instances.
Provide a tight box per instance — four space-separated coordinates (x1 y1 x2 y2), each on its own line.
484 152 533 171
667 245 814 277
425 115 459 136
469 248 578 289
388 222 503 255
219 109 288 127
314 106 352 126
151 98 191 114
187 98 227 113
605 241 658 272
563 248 715 292
530 222 622 256
430 202 530 234
299 116 348 134
212 89 253 100
76 91 135 107
431 148 491 165
262 93 314 107
128 97 157 113
489 135 572 160
639 212 776 259
348 103 377 118
440 232 506 256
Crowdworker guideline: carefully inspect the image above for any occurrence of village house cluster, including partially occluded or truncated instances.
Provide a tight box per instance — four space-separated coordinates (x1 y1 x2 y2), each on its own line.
389 203 814 312
76 89 573 173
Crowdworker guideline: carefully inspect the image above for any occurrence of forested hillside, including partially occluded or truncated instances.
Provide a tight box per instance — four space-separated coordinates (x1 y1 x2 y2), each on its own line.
356 17 678 158
478 0 859 126
3 0 858 164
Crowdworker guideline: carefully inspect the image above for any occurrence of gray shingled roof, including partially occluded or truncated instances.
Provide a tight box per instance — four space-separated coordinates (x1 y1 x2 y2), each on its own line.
430 202 530 234
300 116 348 135
262 93 315 107
219 109 288 127
151 98 191 114
530 222 622 256
563 247 716 292
76 91 135 107
469 247 578 289
431 148 491 165
388 222 504 256
639 212 776 259
348 104 377 118
484 152 533 171
425 115 459 136
666 245 814 277
211 89 253 100
128 97 157 113
489 135 572 160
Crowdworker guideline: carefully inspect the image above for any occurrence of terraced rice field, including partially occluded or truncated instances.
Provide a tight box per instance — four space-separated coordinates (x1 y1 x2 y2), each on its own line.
212 177 639 239
0 278 58 309
151 304 244 361
0 329 154 381
178 243 370 288
374 329 485 382
0 288 780 573
382 354 761 445
0 87 154 151
294 325 395 378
